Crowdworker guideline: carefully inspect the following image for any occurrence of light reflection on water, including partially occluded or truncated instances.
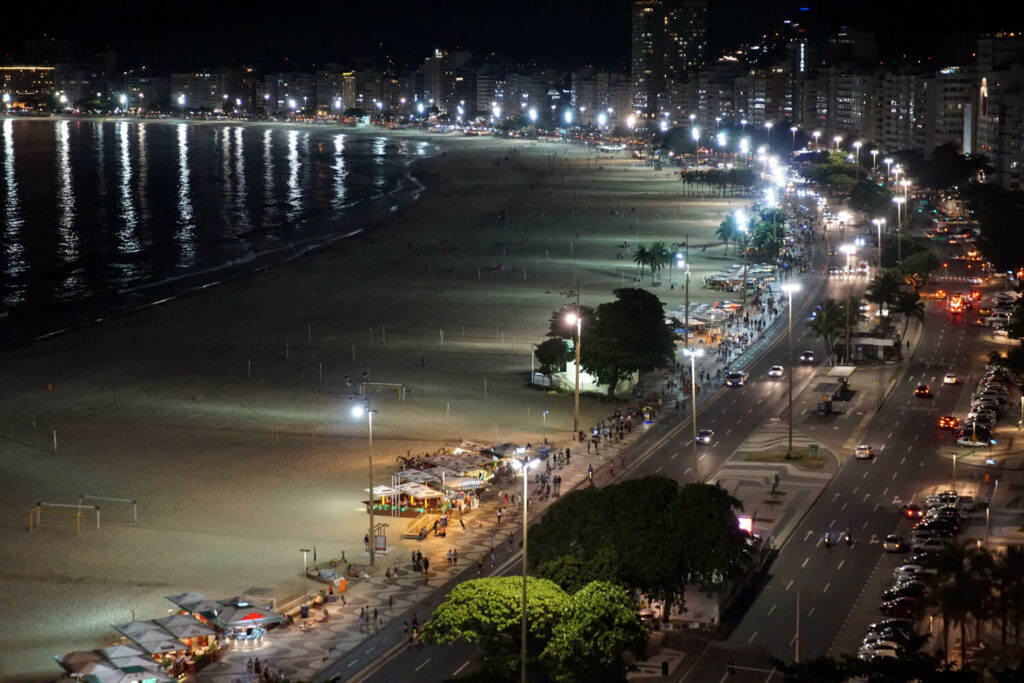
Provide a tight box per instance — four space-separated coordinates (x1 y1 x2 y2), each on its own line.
0 119 420 323
2 119 25 306
177 123 196 267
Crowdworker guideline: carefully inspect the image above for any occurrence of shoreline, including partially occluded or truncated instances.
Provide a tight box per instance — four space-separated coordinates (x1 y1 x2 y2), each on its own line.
0 131 749 680
0 119 441 349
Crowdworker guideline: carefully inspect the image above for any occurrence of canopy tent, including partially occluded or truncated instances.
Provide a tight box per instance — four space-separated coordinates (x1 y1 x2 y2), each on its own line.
368 481 443 500
208 603 285 630
152 613 216 639
451 440 492 455
419 452 494 472
827 365 857 378
54 651 107 675
110 621 185 655
98 645 148 661
165 592 223 615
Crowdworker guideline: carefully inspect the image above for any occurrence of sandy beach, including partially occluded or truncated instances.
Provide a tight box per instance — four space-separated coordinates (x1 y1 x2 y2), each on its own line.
0 127 746 680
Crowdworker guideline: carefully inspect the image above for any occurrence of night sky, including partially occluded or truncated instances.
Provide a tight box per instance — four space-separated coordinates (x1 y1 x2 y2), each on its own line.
3 1 1024 69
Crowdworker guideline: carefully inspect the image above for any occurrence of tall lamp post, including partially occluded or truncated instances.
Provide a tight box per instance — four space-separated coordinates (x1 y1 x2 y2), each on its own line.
832 135 843 152
872 218 886 271
511 453 539 683
853 141 862 179
351 400 378 567
812 130 821 151
765 121 773 150
870 149 879 172
790 126 798 153
566 300 583 435
781 283 801 456
736 210 750 308
893 196 906 264
683 348 704 483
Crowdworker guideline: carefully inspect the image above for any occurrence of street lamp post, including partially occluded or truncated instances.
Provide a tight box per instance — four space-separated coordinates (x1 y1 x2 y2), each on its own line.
736 210 750 308
832 135 843 151
893 196 906 264
352 401 378 567
872 218 885 271
566 295 583 435
765 121 773 150
871 149 879 172
812 130 821 151
299 548 311 601
853 141 862 179
790 126 798 152
781 284 801 456
512 454 539 683
683 348 704 483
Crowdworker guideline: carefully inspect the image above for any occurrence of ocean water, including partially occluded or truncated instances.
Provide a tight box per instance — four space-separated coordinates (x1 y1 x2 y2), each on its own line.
0 117 432 344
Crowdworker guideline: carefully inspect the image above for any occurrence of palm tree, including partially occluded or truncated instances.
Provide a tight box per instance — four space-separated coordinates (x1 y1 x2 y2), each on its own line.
633 244 651 284
864 271 903 333
993 546 1024 653
927 542 992 667
893 291 926 347
807 299 845 365
648 241 671 285
716 215 738 254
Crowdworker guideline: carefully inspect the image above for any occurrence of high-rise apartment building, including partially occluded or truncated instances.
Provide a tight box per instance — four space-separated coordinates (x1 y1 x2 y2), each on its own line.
631 0 708 120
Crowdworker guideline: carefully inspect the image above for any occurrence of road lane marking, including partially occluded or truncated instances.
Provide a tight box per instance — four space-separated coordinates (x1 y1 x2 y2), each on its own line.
862 520 870 530
656 466 663 473
768 603 777 615
802 557 809 568
807 607 816 618
725 428 733 435
900 456 906 465
415 659 432 672
873 503 880 512
892 472 898 480
863 471 869 479
863 493 871 503
823 582 830 594
748 631 758 644
882 488 888 497
841 502 847 510
837 560 844 570
804 530 813 541
830 518 836 528
453 661 470 676
347 660 359 668
671 451 679 459
786 580 794 591
699 453 706 460
888 431 894 438
684 467 691 474
907 446 913 452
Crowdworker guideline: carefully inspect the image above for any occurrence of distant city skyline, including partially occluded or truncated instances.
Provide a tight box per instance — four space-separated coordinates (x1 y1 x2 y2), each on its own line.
3 1 1024 70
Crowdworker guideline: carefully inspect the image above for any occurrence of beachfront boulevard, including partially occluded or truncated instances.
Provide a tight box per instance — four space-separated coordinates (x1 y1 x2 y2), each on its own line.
1 128 820 681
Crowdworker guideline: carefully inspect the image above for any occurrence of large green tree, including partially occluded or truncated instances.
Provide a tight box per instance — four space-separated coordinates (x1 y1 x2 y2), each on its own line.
581 288 676 396
893 290 926 347
534 338 572 376
716 213 739 254
529 476 752 619
540 581 650 682
422 577 648 681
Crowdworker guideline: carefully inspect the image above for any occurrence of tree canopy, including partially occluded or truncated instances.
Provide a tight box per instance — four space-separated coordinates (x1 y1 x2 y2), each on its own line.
422 577 648 682
962 183 1024 272
580 289 677 395
529 476 752 614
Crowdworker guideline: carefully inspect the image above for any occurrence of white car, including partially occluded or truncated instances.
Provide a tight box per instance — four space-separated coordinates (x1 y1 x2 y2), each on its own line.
855 444 873 460
695 429 714 444
943 373 958 385
768 365 784 378
725 370 749 387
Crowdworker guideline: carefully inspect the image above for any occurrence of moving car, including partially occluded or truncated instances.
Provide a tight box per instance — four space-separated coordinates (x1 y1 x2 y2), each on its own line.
725 370 749 387
695 429 714 444
799 350 815 363
900 503 924 519
938 416 959 430
914 384 933 398
882 535 906 553
943 373 958 385
855 444 873 460
767 365 784 378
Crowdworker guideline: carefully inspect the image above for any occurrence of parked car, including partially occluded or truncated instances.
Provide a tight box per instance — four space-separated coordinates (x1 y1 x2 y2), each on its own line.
911 537 951 553
880 597 920 618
